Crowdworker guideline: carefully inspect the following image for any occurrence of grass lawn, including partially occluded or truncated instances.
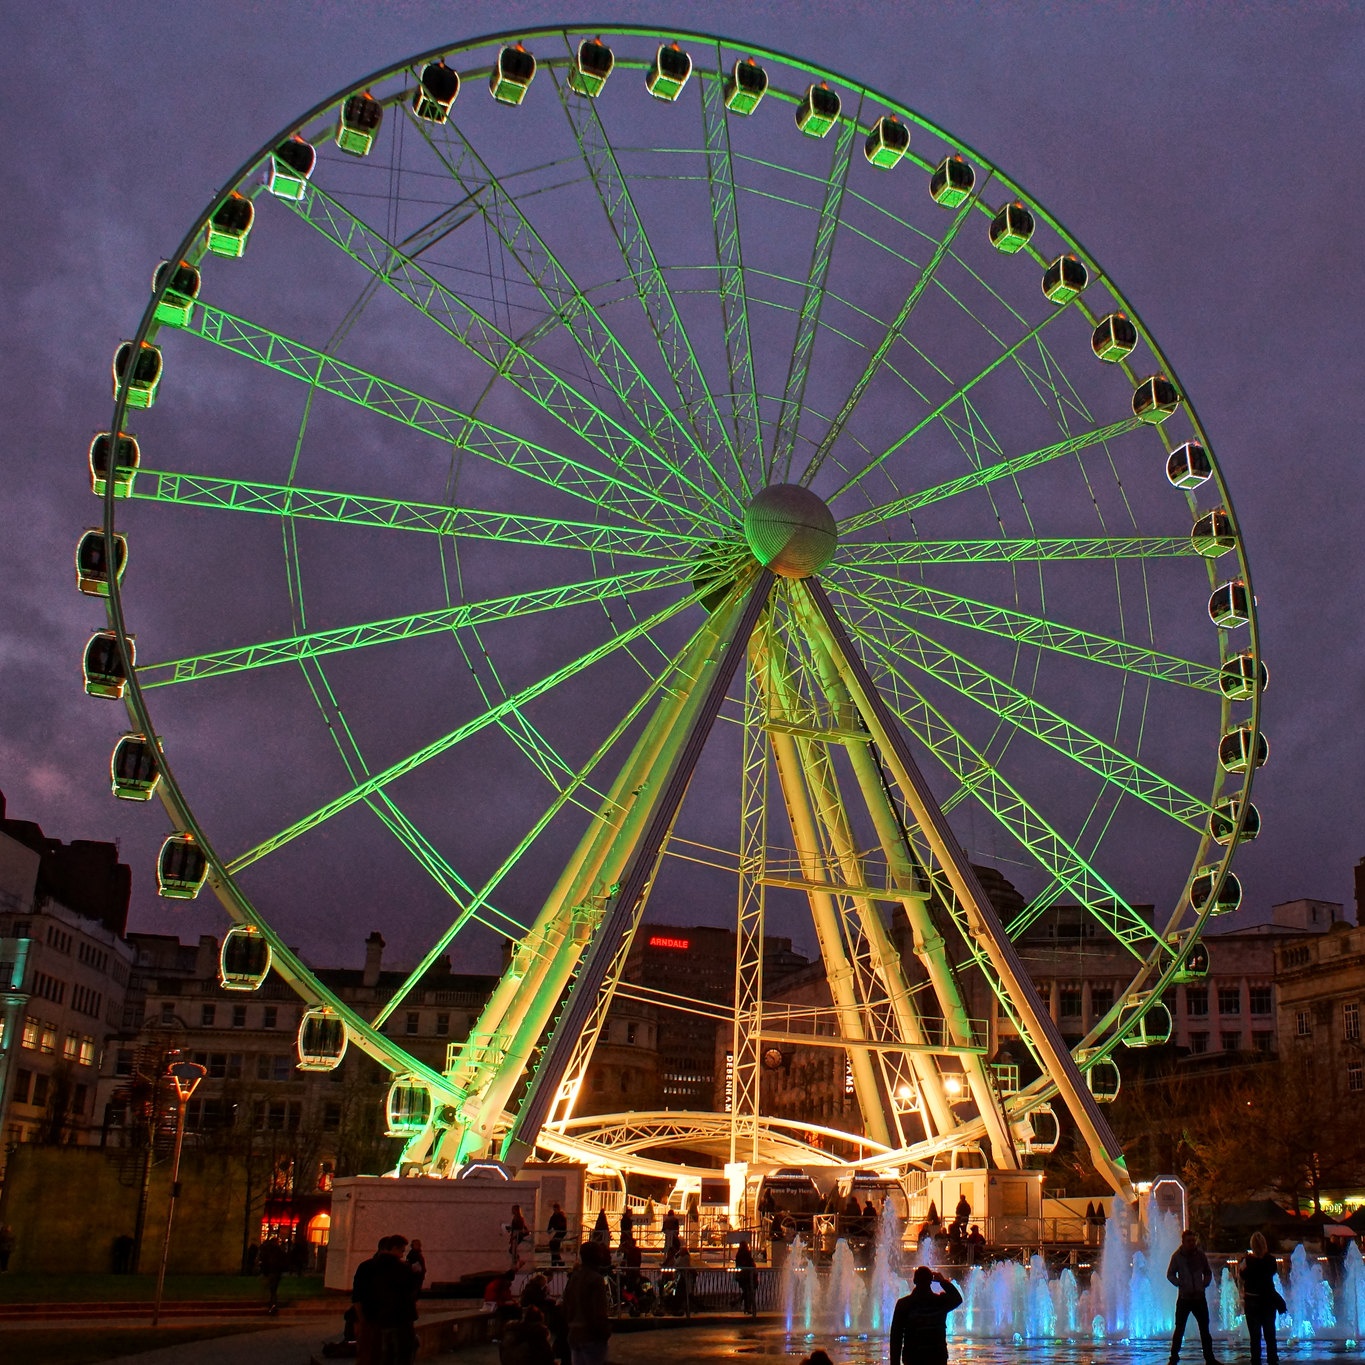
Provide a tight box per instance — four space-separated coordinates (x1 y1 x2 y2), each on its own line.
0 1323 269 1364
0 1273 328 1304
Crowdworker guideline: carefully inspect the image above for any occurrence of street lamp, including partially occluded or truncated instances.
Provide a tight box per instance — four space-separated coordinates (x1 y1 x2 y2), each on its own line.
151 1056 206 1327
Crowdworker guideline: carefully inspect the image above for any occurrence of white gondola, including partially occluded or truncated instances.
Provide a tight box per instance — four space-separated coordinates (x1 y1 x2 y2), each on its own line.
1167 930 1211 981
89 431 140 499
111 733 160 801
1077 1050 1121 1103
112 341 162 409
151 260 201 325
1013 1103 1059 1153
158 832 208 900
1091 312 1137 363
336 91 383 156
267 136 317 199
865 115 910 169
1218 651 1267 700
989 202 1035 253
1191 865 1243 915
1191 508 1236 557
1118 995 1173 1047
490 44 536 105
205 192 254 258
1208 579 1251 628
929 154 974 206
1208 797 1261 846
386 1077 433 1136
568 39 614 97
1219 724 1268 774
1166 440 1212 490
297 1006 348 1070
220 926 273 991
76 529 126 597
724 57 768 115
83 630 131 698
796 83 840 138
412 61 460 121
1133 374 1181 424
1042 254 1088 304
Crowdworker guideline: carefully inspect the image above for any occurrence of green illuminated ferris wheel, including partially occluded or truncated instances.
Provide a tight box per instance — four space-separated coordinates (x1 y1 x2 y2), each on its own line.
85 27 1263 1198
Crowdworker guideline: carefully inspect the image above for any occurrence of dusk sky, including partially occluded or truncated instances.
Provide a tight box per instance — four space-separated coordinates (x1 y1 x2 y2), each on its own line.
3 1 1362 975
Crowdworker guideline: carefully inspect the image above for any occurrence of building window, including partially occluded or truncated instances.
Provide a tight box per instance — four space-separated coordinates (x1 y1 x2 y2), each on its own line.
1090 987 1114 1019
1345 1003 1360 1042
1218 986 1242 1016
405 1012 419 1035
1059 987 1083 1018
39 1026 56 1055
72 1084 88 1117
62 1033 80 1061
263 1006 278 1030
114 1049 134 1078
160 1002 175 1025
1349 1062 1364 1094
13 1070 32 1104
435 1013 449 1036
232 1004 247 1029
32 1074 50 1107
323 1102 341 1132
21 1019 38 1050
1185 987 1208 1018
1251 1031 1274 1054
626 1022 638 1045
1221 1031 1242 1052
273 1054 292 1082
201 1004 216 1027
1296 1010 1312 1038
1189 1032 1209 1055
1248 986 1273 1016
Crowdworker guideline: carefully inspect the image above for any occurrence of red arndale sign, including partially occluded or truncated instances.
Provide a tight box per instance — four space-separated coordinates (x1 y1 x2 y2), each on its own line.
647 935 690 950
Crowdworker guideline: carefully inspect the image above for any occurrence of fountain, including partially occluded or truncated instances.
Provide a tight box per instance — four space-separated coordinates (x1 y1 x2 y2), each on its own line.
778 1194 1365 1348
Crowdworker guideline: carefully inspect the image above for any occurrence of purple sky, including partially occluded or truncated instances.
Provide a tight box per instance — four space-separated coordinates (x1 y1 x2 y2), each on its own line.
3 1 1362 970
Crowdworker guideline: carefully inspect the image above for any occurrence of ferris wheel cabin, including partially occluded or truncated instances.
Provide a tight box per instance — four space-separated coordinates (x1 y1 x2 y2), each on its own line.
1219 723 1268 774
646 43 692 102
112 341 162 410
1192 508 1237 557
385 1078 433 1136
1191 866 1243 915
1168 931 1212 980
1166 440 1212 490
1208 579 1251 628
157 832 208 900
205 192 254 258
865 115 910 169
1091 312 1137 363
412 62 460 121
1119 994 1173 1046
797 83 841 138
75 529 126 597
724 57 768 115
1133 375 1181 424
219 926 273 991
1219 651 1267 700
490 45 536 105
1209 797 1262 846
110 733 160 801
151 260 201 326
83 630 130 699
568 39 614 97
929 155 975 206
266 136 317 200
1083 1055 1122 1104
1042 255 1088 305
989 202 1035 253
297 1007 348 1070
336 92 383 156
1013 1103 1060 1154
88 431 140 499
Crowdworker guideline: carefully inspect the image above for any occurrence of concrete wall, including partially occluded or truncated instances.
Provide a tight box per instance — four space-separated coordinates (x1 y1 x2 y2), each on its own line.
0 1145 256 1273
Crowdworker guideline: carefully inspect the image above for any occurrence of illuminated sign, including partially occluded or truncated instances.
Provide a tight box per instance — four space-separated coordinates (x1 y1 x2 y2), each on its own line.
648 935 690 950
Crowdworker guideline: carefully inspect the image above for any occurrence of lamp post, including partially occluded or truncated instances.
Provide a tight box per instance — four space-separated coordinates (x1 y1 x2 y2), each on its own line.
151 1056 206 1327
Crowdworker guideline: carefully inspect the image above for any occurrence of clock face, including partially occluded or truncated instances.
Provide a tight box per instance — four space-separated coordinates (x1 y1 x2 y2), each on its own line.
762 1048 785 1071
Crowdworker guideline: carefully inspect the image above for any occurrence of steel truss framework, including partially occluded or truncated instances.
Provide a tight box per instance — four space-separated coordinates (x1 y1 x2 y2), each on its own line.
94 27 1261 1201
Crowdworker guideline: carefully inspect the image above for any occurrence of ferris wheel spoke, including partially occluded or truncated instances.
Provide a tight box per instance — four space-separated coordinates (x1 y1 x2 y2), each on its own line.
771 110 862 484
223 584 706 876
131 468 704 558
831 612 1158 954
699 58 761 497
838 534 1195 568
841 596 1210 830
177 302 704 533
838 416 1144 535
799 179 988 488
412 114 739 514
829 305 1078 508
550 61 743 504
138 563 692 689
284 185 730 525
834 564 1219 691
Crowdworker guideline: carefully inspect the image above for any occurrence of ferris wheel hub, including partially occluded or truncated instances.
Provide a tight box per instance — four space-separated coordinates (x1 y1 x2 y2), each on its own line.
743 483 837 578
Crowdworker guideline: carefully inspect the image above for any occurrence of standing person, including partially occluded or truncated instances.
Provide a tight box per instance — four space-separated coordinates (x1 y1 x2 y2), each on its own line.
951 1194 971 1239
618 1204 634 1246
561 1242 613 1365
509 1205 531 1262
734 1238 757 1316
259 1234 288 1314
965 1226 986 1265
1239 1232 1284 1365
889 1266 963 1365
548 1202 569 1267
591 1209 611 1251
661 1208 680 1260
353 1235 419 1365
1166 1228 1217 1365
406 1239 427 1295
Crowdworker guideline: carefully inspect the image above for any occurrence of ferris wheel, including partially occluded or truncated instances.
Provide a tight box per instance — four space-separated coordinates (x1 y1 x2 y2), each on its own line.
85 27 1263 1198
